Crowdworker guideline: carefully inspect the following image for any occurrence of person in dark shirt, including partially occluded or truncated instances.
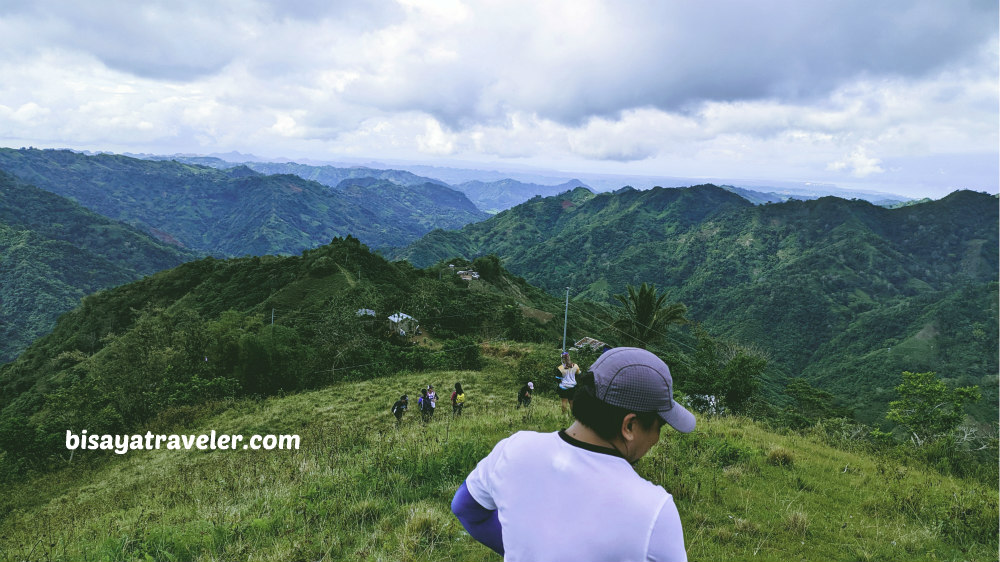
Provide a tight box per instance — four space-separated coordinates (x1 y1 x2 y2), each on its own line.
420 388 434 422
391 395 408 425
516 381 533 409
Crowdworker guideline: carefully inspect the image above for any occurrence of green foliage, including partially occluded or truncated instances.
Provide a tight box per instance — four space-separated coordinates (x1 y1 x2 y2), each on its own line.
611 282 688 349
471 254 501 282
781 378 850 428
0 171 198 361
886 371 981 446
684 327 767 416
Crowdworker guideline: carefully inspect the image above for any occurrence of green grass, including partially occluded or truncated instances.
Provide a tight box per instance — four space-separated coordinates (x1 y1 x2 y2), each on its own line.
1 345 996 561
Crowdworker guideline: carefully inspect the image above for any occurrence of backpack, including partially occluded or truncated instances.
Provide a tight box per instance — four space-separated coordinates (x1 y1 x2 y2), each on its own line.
421 396 434 412
455 392 465 404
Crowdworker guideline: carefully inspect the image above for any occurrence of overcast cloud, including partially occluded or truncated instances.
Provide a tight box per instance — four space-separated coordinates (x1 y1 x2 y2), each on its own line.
0 0 995 197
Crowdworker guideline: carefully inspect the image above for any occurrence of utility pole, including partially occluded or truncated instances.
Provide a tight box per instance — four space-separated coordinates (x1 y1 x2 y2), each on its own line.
562 287 569 352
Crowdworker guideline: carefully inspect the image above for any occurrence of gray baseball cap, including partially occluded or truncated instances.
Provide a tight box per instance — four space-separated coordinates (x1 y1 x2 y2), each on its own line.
589 347 696 433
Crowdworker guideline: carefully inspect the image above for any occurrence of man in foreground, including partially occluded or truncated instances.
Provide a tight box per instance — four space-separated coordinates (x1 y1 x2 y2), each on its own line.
451 347 695 561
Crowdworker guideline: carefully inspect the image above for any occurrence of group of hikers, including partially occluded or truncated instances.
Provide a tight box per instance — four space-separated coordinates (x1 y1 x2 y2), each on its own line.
391 351 582 423
391 382 466 424
387 346 695 559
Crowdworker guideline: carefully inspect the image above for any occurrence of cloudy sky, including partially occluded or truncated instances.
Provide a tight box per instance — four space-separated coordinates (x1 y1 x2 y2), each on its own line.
0 0 996 198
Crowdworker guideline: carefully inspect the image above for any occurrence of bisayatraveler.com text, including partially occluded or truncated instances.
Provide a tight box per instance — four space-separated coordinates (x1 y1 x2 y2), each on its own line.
66 430 300 454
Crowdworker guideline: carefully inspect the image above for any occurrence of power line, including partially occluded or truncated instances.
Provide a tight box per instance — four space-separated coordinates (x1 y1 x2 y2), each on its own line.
567 300 700 356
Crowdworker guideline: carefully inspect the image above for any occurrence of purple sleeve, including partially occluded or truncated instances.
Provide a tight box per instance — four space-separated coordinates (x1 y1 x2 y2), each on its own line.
451 481 504 556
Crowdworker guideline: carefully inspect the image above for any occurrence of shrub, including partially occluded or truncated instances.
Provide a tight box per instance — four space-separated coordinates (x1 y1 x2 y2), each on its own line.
785 510 809 536
766 445 795 467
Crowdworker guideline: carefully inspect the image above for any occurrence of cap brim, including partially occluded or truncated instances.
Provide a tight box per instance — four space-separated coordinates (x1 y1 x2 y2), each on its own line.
659 400 696 433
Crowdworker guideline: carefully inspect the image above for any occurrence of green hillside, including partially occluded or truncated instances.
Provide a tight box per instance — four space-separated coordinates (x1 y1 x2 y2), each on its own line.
0 148 487 257
0 357 995 561
0 237 566 474
337 178 485 231
0 171 199 362
389 186 999 423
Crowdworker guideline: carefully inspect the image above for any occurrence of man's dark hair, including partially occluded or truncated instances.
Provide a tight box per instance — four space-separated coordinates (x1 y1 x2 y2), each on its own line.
571 372 659 442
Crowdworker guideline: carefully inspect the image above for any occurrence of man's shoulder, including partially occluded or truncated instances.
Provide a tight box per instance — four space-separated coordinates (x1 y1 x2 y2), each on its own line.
499 430 559 450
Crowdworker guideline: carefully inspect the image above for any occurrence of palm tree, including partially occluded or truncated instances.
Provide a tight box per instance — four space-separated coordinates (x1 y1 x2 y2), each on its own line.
612 283 688 349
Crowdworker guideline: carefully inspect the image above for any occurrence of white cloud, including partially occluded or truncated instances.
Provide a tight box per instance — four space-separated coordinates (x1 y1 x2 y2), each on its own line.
827 146 885 178
416 118 457 155
0 0 994 196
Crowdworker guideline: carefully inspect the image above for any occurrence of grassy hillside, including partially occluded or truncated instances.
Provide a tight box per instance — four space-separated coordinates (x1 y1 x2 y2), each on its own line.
0 348 995 561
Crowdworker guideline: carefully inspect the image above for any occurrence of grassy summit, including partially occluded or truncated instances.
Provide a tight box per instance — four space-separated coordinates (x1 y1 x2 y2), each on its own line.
1 345 994 561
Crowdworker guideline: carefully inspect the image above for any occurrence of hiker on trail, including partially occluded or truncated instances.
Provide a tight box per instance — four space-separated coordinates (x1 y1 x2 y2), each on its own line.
451 382 466 416
451 347 695 561
427 384 438 410
556 351 579 414
516 382 533 409
391 394 408 425
419 388 434 422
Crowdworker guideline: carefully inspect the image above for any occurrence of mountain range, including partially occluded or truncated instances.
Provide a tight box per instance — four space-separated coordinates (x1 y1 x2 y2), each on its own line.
140 154 591 213
389 184 998 422
0 147 994 424
0 148 487 257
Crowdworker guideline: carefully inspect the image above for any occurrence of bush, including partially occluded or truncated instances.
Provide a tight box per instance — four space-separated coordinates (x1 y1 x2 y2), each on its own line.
766 445 795 467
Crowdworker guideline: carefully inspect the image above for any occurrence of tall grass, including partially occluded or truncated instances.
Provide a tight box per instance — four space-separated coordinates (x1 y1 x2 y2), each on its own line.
1 347 996 561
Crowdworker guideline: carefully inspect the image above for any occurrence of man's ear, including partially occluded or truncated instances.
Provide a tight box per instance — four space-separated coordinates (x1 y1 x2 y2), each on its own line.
621 413 638 441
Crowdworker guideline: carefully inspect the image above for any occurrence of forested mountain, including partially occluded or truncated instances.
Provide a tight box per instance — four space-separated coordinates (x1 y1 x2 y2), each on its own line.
391 185 999 422
149 154 591 213
145 155 449 189
336 178 483 230
0 236 564 472
453 178 590 213
0 171 199 362
0 148 487 257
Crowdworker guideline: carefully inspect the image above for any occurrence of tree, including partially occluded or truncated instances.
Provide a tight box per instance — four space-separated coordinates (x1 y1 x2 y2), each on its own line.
886 371 981 446
472 254 502 282
612 283 687 349
782 378 849 428
686 327 767 416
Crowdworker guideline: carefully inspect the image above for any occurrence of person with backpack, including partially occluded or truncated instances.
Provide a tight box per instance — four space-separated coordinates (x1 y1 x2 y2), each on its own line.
451 347 696 561
427 384 438 410
419 388 434 422
451 382 466 416
391 394 408 425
